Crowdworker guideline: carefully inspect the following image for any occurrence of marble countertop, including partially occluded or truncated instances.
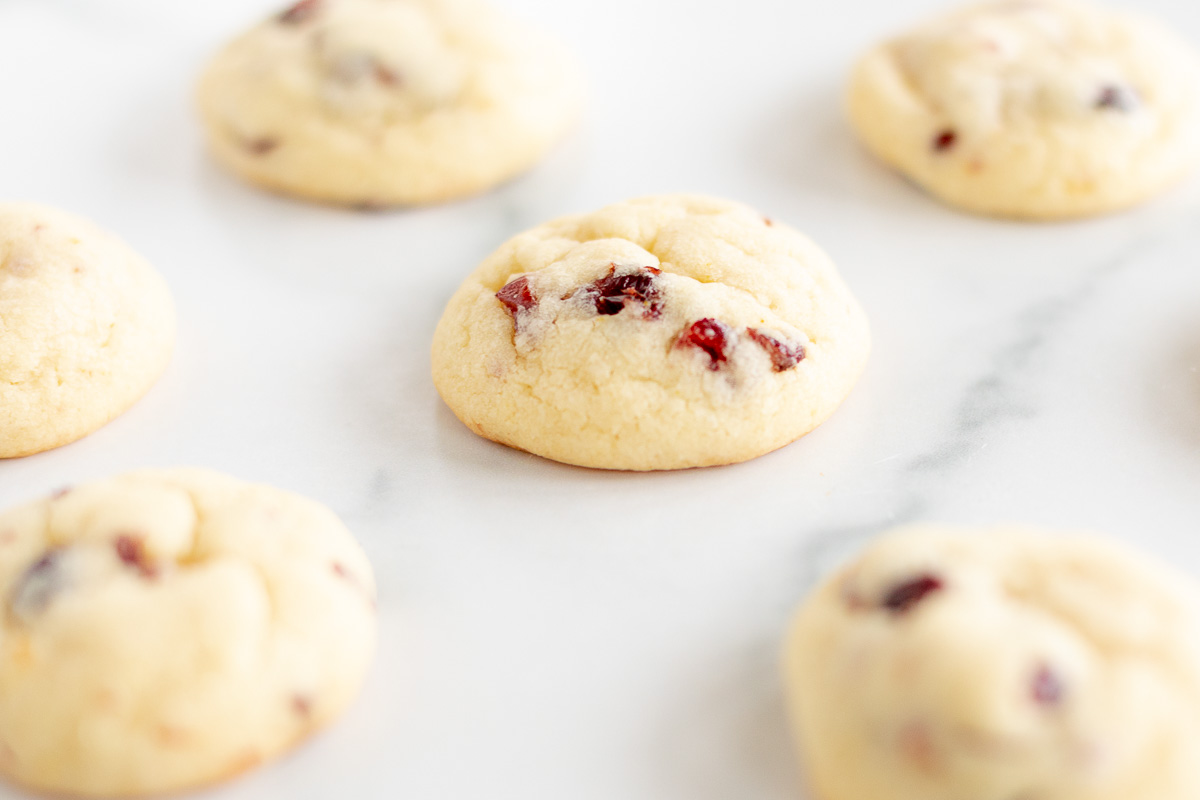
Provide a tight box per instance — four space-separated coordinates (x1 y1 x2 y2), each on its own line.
3 0 1200 797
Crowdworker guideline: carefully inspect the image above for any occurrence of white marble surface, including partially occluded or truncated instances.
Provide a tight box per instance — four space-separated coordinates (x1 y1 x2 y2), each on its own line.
3 0 1200 797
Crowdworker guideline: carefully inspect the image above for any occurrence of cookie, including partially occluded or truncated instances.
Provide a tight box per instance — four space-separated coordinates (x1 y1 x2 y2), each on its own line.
431 194 870 471
784 525 1200 800
0 469 377 797
848 0 1200 219
196 0 584 207
0 204 176 459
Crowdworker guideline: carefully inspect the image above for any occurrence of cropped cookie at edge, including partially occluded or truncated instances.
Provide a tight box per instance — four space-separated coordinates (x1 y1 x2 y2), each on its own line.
0 204 176 458
848 0 1200 219
431 194 871 471
784 525 1200 800
197 0 584 207
0 469 377 797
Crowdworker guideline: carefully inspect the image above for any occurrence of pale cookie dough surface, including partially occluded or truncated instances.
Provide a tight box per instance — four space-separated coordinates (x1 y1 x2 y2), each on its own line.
197 0 584 207
0 469 377 797
431 194 871 471
0 204 176 459
848 0 1200 219
784 525 1200 800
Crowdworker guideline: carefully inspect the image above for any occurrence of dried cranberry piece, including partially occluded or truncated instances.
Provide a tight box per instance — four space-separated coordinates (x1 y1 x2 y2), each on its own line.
586 265 663 318
897 721 937 773
1095 84 1138 112
329 53 402 86
292 694 313 717
882 574 943 614
374 64 401 86
933 129 957 152
332 561 376 609
679 318 733 370
746 328 806 371
278 0 322 25
10 550 68 619
496 276 537 317
1032 664 1064 705
114 535 157 579
245 137 280 156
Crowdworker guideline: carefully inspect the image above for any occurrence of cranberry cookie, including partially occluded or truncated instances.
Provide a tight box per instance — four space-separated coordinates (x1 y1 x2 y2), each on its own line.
196 0 584 206
431 194 870 471
784 525 1200 800
848 0 1200 218
0 469 377 796
0 204 175 458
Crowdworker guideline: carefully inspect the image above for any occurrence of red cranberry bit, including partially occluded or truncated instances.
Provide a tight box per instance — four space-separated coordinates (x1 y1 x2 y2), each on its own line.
330 53 400 86
374 64 401 86
245 137 280 156
679 318 733 370
10 550 67 619
882 574 943 614
586 265 663 318
933 129 957 152
897 721 938 774
496 275 537 317
333 561 376 609
292 694 313 717
278 0 322 25
50 486 71 500
114 535 157 579
1095 84 1138 112
1032 664 1064 706
745 328 806 372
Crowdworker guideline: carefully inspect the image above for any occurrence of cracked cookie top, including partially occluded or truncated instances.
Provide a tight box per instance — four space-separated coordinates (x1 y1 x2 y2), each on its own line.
0 469 376 797
196 0 584 206
785 525 1200 800
848 0 1200 218
0 204 176 459
431 194 871 471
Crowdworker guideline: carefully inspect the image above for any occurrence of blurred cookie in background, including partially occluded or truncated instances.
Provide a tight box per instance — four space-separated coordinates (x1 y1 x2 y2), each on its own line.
784 524 1200 800
0 469 377 797
196 0 585 207
0 204 175 458
848 0 1200 219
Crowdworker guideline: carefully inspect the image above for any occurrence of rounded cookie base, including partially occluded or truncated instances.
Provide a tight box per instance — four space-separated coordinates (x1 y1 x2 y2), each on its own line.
0 204 176 459
846 0 1200 220
195 0 584 208
784 524 1200 800
0 468 377 797
432 194 871 471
